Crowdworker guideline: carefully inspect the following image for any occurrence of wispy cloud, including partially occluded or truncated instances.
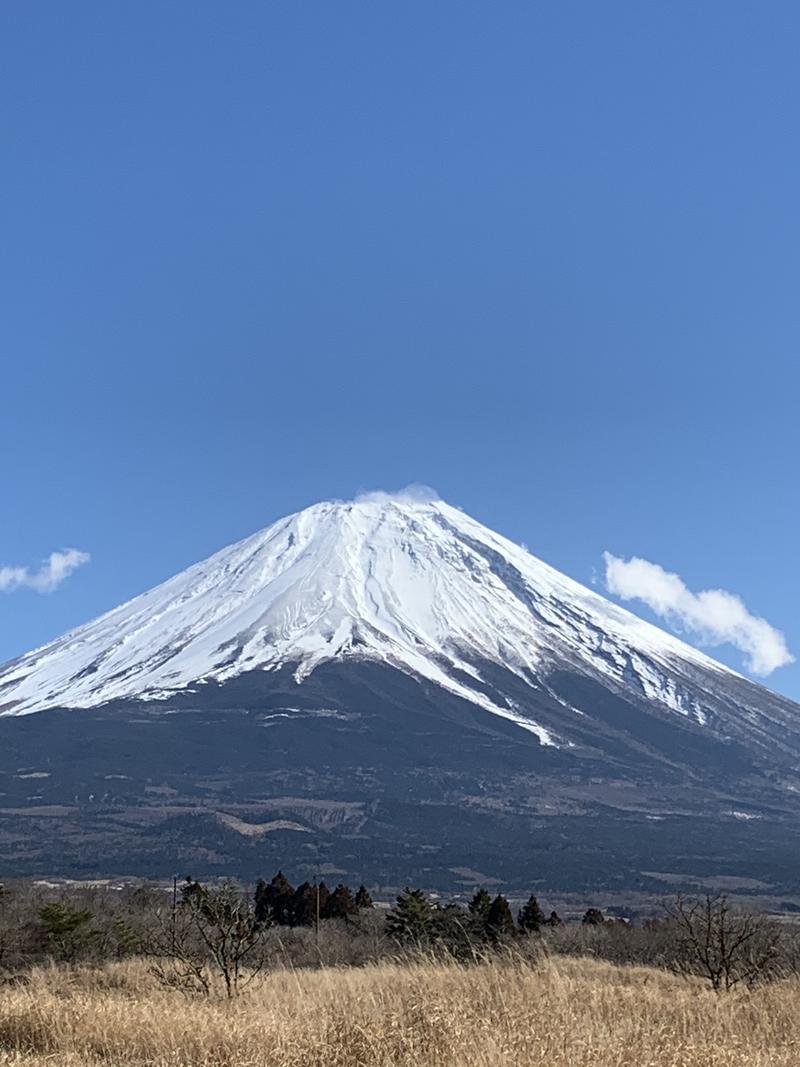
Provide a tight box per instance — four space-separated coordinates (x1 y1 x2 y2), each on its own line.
603 552 793 676
0 548 91 594
354 484 441 504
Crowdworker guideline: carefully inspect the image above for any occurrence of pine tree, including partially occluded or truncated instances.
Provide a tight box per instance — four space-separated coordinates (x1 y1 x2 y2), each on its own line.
354 885 374 909
254 879 270 925
254 871 294 926
485 894 516 942
468 888 492 919
39 901 97 962
430 902 479 957
107 917 142 958
287 882 316 927
286 880 330 927
386 887 433 944
518 894 546 934
323 883 357 920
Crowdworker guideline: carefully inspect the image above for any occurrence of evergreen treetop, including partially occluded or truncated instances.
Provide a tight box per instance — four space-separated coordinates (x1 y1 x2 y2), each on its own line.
485 894 516 942
323 883 357 920
468 887 492 918
287 882 316 927
518 894 546 934
254 870 295 926
386 887 433 944
354 885 374 909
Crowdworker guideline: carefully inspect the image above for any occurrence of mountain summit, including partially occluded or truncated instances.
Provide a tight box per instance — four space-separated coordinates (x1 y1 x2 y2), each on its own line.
1 496 799 891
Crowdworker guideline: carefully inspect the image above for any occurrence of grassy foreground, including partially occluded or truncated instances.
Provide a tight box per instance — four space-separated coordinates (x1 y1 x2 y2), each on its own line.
0 955 798 1066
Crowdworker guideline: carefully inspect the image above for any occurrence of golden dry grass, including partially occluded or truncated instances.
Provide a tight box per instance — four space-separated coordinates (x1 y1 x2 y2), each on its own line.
0 955 799 1066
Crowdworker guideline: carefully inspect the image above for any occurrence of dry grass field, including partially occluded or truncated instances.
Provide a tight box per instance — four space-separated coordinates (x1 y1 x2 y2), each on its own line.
0 954 798 1066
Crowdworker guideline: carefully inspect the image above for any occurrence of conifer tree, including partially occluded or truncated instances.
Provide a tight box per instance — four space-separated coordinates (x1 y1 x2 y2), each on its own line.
468 887 492 919
39 901 97 962
254 871 294 926
485 894 516 942
285 880 330 927
323 883 357 920
354 885 374 909
386 887 433 944
288 882 316 927
254 879 270 926
430 902 479 956
518 894 546 934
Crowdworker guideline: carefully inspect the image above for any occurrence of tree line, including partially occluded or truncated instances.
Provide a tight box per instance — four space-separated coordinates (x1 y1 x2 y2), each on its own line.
0 875 791 997
251 871 373 927
248 871 614 941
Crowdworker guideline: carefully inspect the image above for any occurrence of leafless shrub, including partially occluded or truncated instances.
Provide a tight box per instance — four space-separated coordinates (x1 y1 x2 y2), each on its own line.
147 879 268 997
662 894 780 992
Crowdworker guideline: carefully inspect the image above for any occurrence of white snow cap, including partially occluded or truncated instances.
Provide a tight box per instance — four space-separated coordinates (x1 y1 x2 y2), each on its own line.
0 492 737 742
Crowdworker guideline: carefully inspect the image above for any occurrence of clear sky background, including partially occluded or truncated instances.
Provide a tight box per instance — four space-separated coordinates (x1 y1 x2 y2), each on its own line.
2 3 798 697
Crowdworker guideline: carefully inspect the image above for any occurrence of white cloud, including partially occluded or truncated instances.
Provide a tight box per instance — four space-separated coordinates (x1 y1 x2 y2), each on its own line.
0 548 91 594
603 552 793 677
354 484 441 504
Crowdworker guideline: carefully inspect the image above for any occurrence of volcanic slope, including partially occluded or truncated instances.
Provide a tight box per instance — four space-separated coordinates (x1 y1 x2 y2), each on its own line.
1 495 798 892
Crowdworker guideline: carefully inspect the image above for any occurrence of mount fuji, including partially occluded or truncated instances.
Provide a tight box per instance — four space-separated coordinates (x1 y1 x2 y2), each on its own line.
1 494 799 894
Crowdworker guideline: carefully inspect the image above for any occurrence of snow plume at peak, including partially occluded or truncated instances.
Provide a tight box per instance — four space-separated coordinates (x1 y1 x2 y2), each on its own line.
353 484 441 505
603 552 793 676
0 549 90 594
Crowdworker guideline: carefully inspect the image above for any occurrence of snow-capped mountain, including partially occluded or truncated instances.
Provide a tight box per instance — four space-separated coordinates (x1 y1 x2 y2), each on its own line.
0 497 771 717
1 495 799 890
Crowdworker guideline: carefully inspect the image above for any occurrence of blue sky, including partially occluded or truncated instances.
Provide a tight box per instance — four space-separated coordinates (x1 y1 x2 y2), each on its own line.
2 2 798 697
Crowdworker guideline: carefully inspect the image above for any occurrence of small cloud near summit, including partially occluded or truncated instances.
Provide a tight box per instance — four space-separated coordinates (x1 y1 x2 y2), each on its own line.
354 484 441 505
603 551 793 677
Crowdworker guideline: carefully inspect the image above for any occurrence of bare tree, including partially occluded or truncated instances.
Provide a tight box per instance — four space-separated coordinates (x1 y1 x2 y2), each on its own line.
663 894 780 992
149 879 268 998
